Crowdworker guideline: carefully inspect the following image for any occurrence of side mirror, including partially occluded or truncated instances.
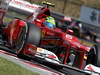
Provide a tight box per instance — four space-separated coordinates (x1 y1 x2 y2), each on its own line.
66 29 74 35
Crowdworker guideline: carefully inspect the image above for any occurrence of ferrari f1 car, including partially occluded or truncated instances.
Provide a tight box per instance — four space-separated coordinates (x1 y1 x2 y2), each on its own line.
0 0 100 73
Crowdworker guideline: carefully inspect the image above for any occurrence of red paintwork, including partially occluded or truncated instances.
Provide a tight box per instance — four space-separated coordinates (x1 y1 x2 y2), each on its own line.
35 19 90 51
33 7 91 69
3 7 92 69
22 44 37 57
4 19 26 46
37 24 89 69
47 55 56 59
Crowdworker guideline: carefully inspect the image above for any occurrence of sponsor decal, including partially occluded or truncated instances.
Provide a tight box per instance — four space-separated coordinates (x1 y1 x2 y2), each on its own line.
9 0 42 12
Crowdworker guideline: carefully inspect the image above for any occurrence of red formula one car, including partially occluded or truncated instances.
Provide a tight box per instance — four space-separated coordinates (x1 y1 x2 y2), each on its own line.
0 0 100 72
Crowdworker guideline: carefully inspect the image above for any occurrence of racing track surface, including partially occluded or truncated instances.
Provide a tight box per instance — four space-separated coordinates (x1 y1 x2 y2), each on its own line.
0 50 63 75
0 49 93 75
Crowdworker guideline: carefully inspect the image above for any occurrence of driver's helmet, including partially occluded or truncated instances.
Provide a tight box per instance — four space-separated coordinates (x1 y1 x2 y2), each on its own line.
43 16 56 28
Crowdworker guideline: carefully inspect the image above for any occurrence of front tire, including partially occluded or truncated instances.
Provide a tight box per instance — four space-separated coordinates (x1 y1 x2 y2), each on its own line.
87 43 100 67
95 43 100 67
17 23 41 58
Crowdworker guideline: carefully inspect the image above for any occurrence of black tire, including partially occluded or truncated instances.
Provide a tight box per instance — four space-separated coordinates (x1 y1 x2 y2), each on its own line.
95 43 100 67
8 20 41 60
12 22 41 59
17 23 41 59
17 23 41 56
87 43 100 67
26 23 41 46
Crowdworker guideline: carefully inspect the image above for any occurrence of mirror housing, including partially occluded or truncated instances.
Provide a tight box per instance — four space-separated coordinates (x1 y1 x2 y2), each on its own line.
66 29 74 35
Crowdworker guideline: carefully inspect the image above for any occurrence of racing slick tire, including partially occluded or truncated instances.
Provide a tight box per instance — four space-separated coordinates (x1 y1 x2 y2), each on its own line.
95 43 100 67
26 23 41 46
17 23 41 59
87 43 100 67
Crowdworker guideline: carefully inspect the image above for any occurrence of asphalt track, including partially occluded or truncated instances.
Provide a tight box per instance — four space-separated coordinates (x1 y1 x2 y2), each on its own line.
0 50 64 75
0 49 95 75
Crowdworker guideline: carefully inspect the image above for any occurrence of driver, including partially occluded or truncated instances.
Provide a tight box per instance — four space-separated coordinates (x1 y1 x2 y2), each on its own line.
43 16 56 28
26 7 56 29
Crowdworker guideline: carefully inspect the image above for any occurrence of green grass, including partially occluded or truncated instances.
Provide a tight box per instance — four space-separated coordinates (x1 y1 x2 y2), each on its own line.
0 57 39 75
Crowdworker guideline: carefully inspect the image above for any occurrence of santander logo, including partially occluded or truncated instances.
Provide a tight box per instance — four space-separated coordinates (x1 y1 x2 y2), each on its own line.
8 0 42 13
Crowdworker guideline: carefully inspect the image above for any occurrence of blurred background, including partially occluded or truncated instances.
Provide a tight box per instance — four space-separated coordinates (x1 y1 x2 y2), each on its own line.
25 0 100 18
